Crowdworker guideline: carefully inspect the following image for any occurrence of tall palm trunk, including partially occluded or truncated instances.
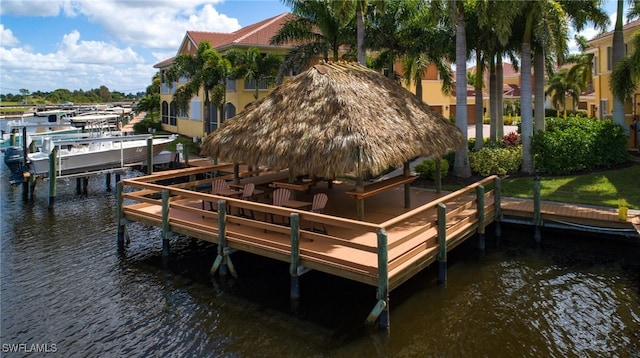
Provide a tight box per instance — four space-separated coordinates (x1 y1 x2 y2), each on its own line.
521 13 534 174
489 55 497 141
496 55 504 139
534 48 546 131
357 5 366 66
454 8 471 178
611 0 625 128
474 53 484 150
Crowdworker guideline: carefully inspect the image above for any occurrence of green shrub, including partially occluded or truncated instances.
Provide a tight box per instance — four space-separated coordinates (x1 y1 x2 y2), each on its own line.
469 146 522 176
415 158 449 180
531 117 629 175
133 115 162 134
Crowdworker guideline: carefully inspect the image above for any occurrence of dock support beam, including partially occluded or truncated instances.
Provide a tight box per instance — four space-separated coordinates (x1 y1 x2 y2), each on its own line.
533 176 542 242
116 182 125 249
437 203 447 283
106 173 112 191
211 200 237 278
476 185 485 250
289 213 301 302
48 147 58 209
146 138 153 175
161 189 171 257
366 228 389 329
494 177 502 238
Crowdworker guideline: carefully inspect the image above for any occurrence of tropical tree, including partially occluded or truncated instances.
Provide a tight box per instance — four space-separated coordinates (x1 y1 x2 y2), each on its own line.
272 0 355 79
136 93 160 116
165 41 227 134
611 31 640 105
225 47 282 100
545 68 583 115
610 0 640 126
453 0 471 177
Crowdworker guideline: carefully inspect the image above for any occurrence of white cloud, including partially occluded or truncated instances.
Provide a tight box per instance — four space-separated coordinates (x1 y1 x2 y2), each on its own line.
73 1 241 51
1 25 20 47
0 30 154 93
0 0 254 93
0 0 64 17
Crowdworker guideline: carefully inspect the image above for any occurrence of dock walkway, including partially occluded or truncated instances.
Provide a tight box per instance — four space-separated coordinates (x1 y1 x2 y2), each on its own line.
117 164 640 328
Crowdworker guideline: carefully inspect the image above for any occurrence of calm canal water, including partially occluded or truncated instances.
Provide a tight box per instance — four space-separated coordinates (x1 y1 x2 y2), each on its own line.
1 157 639 357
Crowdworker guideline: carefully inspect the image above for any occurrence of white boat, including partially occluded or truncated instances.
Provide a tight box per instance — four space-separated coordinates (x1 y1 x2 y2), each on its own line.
0 116 82 151
27 134 177 176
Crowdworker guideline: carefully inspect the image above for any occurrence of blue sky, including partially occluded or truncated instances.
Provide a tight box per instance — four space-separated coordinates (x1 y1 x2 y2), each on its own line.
0 0 625 95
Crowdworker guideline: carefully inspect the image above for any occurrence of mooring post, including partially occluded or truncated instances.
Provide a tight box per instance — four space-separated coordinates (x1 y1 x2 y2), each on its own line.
106 173 112 191
115 173 121 183
476 185 485 250
437 203 447 283
48 147 58 209
365 228 389 329
183 144 189 167
82 177 89 195
76 178 82 194
161 189 170 257
28 173 36 201
290 213 301 301
211 200 237 277
494 177 502 238
146 137 153 175
116 181 125 249
533 176 542 242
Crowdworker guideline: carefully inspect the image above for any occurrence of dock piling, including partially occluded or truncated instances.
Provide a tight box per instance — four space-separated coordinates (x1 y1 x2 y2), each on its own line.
533 176 542 242
161 189 171 257
290 213 301 301
106 173 112 191
210 200 237 278
48 147 58 209
365 228 390 329
494 177 502 238
437 203 447 283
116 182 125 249
146 138 153 175
476 185 486 250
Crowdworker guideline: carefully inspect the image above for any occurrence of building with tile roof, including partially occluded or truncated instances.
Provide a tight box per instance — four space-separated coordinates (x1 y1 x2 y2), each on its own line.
585 18 639 147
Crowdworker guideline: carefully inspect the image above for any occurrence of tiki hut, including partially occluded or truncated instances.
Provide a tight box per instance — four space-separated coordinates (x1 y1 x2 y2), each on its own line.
200 61 465 219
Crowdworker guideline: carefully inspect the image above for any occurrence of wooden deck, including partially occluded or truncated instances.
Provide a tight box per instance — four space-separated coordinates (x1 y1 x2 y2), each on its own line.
116 164 640 327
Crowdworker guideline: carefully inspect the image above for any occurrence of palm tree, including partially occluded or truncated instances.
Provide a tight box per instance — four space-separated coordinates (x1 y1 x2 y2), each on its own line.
272 0 355 77
453 0 471 178
225 47 282 100
611 0 640 128
136 93 160 116
165 41 227 135
545 69 583 115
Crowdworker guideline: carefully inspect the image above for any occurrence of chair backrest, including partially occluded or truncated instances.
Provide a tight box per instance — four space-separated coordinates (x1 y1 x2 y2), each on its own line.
272 188 290 206
311 193 328 212
211 179 229 194
241 183 255 199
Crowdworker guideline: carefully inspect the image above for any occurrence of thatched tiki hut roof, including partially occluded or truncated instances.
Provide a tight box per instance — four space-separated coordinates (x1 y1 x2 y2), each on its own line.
200 61 464 179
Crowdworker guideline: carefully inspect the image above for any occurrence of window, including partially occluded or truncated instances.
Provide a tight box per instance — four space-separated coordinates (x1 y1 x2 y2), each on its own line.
599 99 608 119
606 47 612 71
244 78 269 91
226 78 236 91
593 56 598 76
169 102 177 126
161 101 169 124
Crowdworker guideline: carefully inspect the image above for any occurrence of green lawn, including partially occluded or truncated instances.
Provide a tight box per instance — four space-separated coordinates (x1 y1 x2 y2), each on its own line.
501 157 640 209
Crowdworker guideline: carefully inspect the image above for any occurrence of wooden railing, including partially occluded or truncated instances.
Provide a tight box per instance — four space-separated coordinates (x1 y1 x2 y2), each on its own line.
117 165 500 328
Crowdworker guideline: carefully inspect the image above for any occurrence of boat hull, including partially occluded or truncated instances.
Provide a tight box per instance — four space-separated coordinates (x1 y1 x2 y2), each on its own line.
28 136 176 176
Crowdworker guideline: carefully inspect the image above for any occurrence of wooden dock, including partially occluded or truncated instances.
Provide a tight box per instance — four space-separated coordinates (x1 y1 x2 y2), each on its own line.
116 164 640 329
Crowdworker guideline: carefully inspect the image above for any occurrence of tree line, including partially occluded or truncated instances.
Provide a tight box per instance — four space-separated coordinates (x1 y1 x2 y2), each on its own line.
1 86 144 105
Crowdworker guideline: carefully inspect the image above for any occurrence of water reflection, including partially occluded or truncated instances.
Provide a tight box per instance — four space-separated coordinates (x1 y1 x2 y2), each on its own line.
1 162 639 356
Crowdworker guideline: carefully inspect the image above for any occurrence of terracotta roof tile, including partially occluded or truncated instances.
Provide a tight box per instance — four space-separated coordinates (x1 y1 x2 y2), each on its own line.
154 12 295 68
